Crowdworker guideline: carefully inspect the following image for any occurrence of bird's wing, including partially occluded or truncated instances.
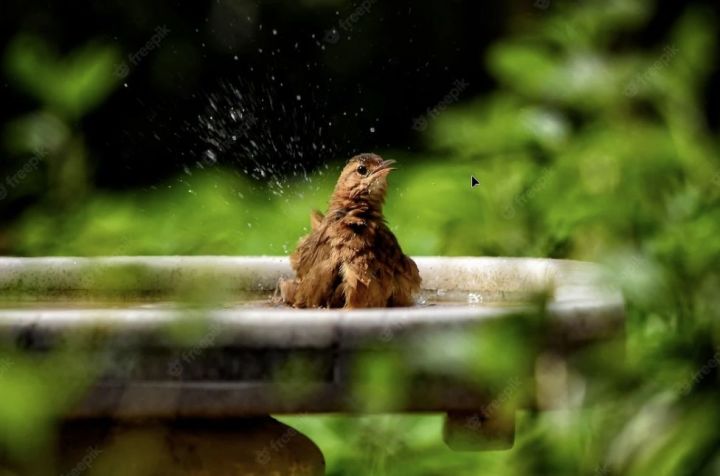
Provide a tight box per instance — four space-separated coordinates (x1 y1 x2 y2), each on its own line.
376 225 422 306
290 224 334 278
289 223 343 307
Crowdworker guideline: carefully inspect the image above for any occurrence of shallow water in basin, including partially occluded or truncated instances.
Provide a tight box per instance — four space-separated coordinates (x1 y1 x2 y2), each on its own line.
0 289 530 311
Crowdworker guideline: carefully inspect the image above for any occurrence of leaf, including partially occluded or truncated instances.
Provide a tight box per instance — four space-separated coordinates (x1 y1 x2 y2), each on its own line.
4 35 121 118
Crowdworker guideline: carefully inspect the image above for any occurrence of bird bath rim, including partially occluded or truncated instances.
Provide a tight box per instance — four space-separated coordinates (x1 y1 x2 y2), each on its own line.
0 256 624 348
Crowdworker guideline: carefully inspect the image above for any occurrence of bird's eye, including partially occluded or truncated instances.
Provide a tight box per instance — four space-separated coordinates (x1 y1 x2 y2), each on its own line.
356 165 368 176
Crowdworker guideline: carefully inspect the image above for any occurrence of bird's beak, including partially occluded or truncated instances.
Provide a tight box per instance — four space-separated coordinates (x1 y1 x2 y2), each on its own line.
374 159 396 175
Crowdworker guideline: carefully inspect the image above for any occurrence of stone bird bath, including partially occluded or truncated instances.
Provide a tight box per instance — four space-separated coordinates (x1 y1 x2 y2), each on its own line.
0 256 624 475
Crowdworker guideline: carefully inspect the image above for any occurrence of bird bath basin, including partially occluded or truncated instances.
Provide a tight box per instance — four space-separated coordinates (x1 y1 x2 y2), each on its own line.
0 256 624 474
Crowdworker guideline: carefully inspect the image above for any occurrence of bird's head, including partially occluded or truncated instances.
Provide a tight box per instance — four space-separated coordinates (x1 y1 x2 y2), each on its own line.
332 153 396 208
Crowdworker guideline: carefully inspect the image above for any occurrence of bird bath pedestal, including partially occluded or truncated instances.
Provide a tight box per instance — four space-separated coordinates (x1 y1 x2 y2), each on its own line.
0 256 624 475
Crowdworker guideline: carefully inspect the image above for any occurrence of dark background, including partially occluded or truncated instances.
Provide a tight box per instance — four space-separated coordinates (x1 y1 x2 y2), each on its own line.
2 0 717 192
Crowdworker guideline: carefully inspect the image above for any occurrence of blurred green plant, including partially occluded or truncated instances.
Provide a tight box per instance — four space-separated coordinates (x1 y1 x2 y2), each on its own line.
3 35 120 206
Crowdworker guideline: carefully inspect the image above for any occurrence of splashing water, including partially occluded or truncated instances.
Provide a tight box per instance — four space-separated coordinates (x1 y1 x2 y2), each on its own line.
197 79 338 197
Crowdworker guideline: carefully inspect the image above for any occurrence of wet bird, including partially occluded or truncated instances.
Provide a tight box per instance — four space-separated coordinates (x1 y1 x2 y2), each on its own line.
280 153 421 308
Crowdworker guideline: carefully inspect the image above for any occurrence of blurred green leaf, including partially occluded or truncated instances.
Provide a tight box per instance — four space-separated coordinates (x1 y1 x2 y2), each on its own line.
4 35 120 119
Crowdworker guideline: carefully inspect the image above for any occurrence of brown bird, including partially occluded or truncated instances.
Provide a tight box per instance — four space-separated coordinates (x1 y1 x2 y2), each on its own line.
280 153 421 309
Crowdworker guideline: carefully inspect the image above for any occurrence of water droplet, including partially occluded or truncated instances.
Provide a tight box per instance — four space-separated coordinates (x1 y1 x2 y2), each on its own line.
467 293 482 304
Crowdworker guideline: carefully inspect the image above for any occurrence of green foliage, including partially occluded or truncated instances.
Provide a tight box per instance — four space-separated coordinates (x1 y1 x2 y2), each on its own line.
5 35 120 119
2 35 121 208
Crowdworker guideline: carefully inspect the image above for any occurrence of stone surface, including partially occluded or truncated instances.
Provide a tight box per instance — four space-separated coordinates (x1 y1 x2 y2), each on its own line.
0 257 625 418
0 256 624 349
